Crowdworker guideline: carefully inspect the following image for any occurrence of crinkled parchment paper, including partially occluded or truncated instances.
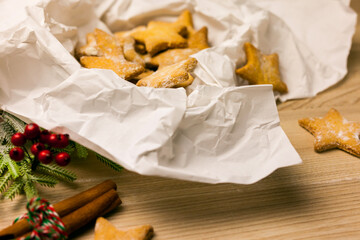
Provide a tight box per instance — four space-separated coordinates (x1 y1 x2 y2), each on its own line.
0 0 356 183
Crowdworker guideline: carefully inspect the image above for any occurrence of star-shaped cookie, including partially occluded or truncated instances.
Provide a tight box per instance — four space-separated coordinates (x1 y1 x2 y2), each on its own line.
298 108 360 157
136 58 197 88
79 29 144 80
94 217 154 240
148 27 209 69
131 21 187 56
130 11 195 56
187 26 209 50
235 42 288 93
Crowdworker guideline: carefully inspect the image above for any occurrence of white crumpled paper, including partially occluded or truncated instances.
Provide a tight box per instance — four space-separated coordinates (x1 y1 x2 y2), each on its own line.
0 0 356 184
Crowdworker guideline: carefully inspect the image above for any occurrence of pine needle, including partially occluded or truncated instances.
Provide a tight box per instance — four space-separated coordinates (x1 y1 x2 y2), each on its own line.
3 179 24 200
0 120 16 140
2 112 25 133
51 142 75 155
0 155 7 175
18 160 31 176
36 164 77 182
75 143 88 159
29 174 58 187
0 171 12 193
23 180 38 200
96 153 123 172
3 154 20 179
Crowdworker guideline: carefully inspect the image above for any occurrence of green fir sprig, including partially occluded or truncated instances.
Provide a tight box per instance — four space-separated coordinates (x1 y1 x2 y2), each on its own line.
0 110 122 200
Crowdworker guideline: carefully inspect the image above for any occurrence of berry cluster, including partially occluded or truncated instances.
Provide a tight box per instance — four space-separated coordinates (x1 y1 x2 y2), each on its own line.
9 123 71 166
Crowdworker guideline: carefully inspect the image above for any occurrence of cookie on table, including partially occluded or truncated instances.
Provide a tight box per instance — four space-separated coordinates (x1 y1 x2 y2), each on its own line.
94 217 154 240
298 108 360 157
235 42 288 94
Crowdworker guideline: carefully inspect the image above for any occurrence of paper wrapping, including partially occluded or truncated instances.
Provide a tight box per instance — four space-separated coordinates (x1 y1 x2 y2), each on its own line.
0 0 356 184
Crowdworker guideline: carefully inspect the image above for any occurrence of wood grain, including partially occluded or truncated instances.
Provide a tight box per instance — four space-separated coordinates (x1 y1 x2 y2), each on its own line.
1 2 360 239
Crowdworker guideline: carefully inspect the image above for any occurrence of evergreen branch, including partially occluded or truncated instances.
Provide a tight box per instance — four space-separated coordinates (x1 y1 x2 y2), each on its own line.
23 180 38 200
3 154 20 179
0 120 16 140
96 153 123 172
3 179 24 200
0 155 7 175
51 142 75 155
0 171 12 193
36 164 77 182
29 174 58 187
19 158 30 173
75 142 88 159
2 112 26 133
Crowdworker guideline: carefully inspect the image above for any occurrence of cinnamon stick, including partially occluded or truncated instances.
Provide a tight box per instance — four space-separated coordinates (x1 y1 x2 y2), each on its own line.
62 189 120 234
102 196 122 216
0 180 117 238
20 189 120 238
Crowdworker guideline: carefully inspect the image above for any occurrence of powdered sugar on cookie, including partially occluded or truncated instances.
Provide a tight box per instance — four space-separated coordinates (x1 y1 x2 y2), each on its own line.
299 108 360 158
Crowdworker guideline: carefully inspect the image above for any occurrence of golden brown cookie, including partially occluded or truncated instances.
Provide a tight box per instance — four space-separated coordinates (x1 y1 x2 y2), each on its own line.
114 26 148 54
187 27 209 50
298 108 360 157
174 73 194 88
114 26 147 38
174 10 195 37
80 56 143 79
149 48 199 69
116 35 145 66
77 33 98 57
235 42 288 93
131 70 154 81
131 21 187 56
94 217 154 240
79 29 144 80
136 58 197 88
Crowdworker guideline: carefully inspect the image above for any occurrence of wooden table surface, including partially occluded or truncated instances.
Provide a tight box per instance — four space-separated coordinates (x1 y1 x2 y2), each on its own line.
1 2 360 240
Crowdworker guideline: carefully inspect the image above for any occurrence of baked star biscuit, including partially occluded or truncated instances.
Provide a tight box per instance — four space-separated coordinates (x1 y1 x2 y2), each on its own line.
235 42 288 93
77 33 98 57
174 10 195 37
115 27 147 54
299 108 360 158
148 26 209 69
80 56 144 80
149 48 198 69
131 21 187 56
187 27 209 50
114 26 147 38
116 36 145 66
95 217 154 240
79 29 144 80
174 73 194 88
136 58 197 88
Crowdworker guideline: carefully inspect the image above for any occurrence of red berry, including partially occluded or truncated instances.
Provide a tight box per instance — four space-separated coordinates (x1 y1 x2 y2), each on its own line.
38 150 53 164
48 134 59 147
24 123 40 139
55 152 71 166
9 147 24 161
57 134 69 148
39 130 50 144
11 132 26 146
30 143 45 156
